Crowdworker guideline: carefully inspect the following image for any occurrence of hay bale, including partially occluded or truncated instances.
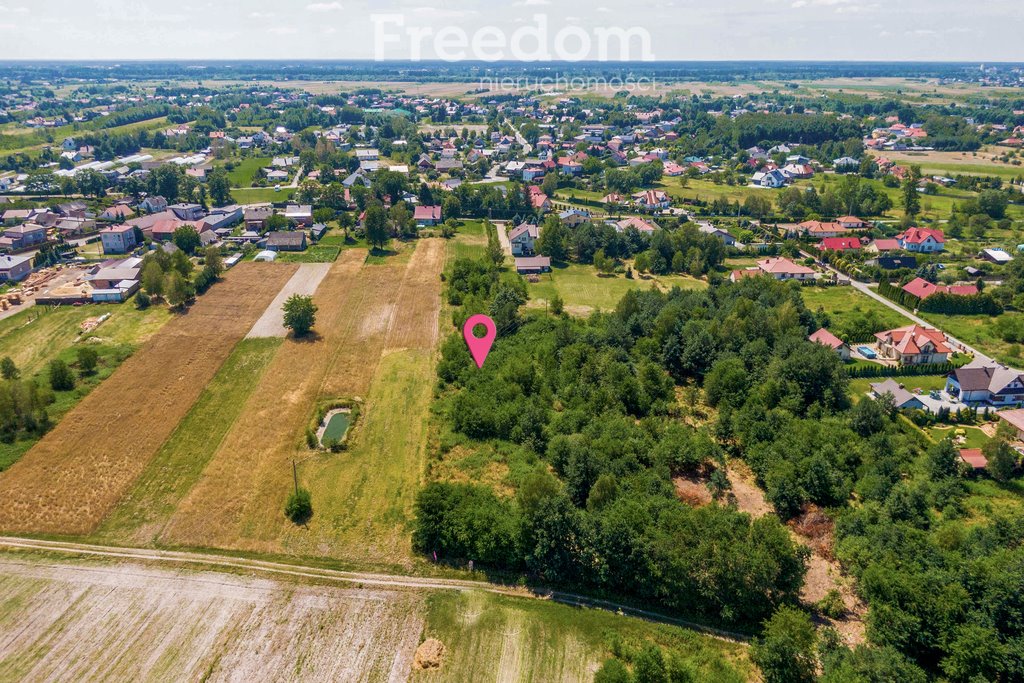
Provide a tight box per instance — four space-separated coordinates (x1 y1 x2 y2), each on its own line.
413 638 446 670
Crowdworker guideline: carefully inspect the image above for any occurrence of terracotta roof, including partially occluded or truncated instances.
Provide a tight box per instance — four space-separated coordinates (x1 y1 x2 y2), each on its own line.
875 324 951 356
898 227 945 245
809 328 846 350
819 238 860 251
757 257 815 276
959 449 988 469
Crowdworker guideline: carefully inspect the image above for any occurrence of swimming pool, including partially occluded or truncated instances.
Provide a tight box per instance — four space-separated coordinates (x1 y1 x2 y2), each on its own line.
857 346 877 359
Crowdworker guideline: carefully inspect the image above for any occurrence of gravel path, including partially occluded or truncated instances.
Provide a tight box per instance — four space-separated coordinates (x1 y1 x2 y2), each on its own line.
246 262 332 339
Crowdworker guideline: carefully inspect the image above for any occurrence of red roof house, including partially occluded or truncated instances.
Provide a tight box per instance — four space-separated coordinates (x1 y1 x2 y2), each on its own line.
819 237 861 252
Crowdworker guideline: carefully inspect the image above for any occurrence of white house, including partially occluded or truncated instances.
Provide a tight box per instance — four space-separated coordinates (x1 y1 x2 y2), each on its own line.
509 223 540 256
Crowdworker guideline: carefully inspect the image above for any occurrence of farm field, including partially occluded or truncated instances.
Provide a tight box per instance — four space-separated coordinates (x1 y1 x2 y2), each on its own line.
882 148 1024 180
0 549 750 682
0 302 172 471
0 262 298 536
95 338 283 544
161 239 445 566
526 263 706 315
415 591 751 682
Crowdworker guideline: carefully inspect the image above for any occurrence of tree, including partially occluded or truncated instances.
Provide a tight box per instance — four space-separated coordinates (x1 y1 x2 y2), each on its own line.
750 606 818 683
48 359 75 392
633 644 668 683
76 347 99 376
207 167 233 206
265 213 290 233
0 357 18 380
202 247 223 279
172 226 201 255
984 438 1016 482
283 294 318 337
364 202 389 250
927 438 960 480
285 487 313 524
312 207 335 226
901 178 920 217
549 292 564 316
164 270 192 309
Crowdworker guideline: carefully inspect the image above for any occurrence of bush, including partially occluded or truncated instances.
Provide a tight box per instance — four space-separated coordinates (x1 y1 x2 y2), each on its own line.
285 487 313 524
48 359 75 391
76 347 99 376
817 589 846 619
134 292 151 310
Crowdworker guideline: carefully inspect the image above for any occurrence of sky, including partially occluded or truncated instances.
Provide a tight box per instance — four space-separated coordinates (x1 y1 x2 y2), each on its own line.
0 0 1021 62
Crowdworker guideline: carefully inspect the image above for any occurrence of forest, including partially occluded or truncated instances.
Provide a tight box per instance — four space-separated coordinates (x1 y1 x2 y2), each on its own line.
417 253 1024 681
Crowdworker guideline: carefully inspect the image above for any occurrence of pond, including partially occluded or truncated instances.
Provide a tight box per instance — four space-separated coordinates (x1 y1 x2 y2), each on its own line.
320 408 351 445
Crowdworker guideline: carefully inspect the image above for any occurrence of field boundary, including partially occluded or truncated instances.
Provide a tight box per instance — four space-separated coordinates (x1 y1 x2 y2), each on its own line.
0 536 751 644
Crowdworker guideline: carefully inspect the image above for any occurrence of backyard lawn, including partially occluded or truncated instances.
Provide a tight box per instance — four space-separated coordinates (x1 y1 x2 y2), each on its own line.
225 156 271 187
230 187 295 204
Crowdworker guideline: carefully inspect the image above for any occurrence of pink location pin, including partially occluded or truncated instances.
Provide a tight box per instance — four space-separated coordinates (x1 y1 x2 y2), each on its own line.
463 314 497 369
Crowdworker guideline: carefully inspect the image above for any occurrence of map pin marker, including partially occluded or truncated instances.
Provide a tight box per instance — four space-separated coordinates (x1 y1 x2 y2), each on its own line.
463 314 497 369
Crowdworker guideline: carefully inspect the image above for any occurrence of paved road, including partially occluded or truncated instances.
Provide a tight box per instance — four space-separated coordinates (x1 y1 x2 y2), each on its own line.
505 119 533 156
0 535 749 643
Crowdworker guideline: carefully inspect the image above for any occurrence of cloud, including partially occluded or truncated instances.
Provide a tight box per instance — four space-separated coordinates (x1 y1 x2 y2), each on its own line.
268 26 299 35
514 0 550 5
0 5 29 13
306 1 343 11
249 11 274 19
791 0 849 7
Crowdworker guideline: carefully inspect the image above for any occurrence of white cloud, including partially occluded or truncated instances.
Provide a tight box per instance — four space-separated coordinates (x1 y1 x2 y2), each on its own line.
268 26 299 35
306 2 343 11
0 6 29 13
249 11 274 19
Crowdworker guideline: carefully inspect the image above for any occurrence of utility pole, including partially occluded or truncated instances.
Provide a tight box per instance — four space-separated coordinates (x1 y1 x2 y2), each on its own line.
292 459 298 495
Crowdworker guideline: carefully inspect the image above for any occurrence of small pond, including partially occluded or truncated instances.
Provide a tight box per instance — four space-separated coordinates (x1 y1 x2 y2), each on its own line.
319 408 351 445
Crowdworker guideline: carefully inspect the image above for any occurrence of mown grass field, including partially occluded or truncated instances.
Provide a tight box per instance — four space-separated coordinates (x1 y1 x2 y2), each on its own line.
95 338 282 544
224 156 271 186
415 591 752 683
849 374 950 400
276 244 342 263
231 187 296 203
526 263 706 314
799 285 911 336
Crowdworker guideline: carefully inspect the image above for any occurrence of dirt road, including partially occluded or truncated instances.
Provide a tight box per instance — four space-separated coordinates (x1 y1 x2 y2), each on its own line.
0 536 750 644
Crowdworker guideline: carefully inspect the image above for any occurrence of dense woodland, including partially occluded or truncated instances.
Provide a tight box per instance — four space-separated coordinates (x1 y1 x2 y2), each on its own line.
417 253 1024 681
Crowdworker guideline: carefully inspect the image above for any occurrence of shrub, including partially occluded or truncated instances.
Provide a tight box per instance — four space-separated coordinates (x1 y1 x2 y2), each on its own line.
134 292 151 310
285 487 313 524
48 359 75 391
76 347 99 376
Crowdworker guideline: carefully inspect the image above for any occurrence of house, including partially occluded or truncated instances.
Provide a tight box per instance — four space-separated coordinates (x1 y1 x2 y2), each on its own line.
946 360 1024 408
958 449 988 471
0 224 47 252
0 254 32 282
414 205 442 227
266 169 289 183
100 224 139 255
897 227 945 253
755 257 816 281
266 231 307 252
527 187 551 212
873 256 918 270
244 206 274 231
632 190 671 210
809 328 850 361
138 196 168 213
202 206 243 231
57 201 89 218
837 215 868 230
752 169 787 188
615 217 658 234
980 248 1013 265
558 209 591 227
874 324 951 365
782 163 814 180
902 277 979 300
819 237 861 253
601 193 626 205
697 222 736 246
509 223 539 256
61 137 77 152
99 204 135 221
168 203 205 221
284 204 313 226
311 223 329 241
869 379 927 411
866 239 901 254
798 221 844 239
833 157 860 171
514 255 551 274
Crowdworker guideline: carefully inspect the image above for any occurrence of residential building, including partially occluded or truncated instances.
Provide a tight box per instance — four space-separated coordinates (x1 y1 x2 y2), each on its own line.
874 324 951 365
414 205 443 227
244 206 274 231
897 227 945 253
509 223 539 256
902 277 979 300
946 360 1024 408
0 224 47 251
632 190 671 210
100 224 139 255
755 257 816 281
284 204 313 226
697 222 736 246
998 409 1024 441
168 203 205 221
869 379 927 411
751 169 787 188
99 204 135 221
0 254 32 282
818 237 861 252
809 328 850 361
